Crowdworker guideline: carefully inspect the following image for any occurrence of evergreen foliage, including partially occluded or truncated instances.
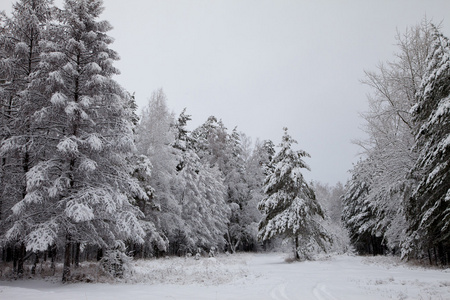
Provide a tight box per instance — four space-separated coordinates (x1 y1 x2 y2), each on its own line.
258 128 329 260
4 0 449 283
0 0 55 277
343 21 450 265
405 25 450 264
1 0 147 281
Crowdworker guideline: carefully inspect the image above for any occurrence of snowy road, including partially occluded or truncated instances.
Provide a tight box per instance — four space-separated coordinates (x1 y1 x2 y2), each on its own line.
0 253 449 300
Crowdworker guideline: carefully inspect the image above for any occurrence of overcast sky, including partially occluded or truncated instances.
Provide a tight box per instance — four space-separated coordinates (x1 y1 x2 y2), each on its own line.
1 0 450 185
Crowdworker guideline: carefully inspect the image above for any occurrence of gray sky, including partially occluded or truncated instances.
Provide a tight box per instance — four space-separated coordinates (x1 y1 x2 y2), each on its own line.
2 0 450 185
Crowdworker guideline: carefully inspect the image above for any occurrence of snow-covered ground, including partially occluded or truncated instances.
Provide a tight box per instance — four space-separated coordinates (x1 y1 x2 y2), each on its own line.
0 253 449 300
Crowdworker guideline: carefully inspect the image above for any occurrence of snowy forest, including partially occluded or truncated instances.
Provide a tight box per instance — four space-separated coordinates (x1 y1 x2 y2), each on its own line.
0 0 449 284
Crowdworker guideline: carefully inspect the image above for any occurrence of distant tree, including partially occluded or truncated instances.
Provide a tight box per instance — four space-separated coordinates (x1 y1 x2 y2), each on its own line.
313 181 349 253
258 128 329 260
171 109 230 253
341 159 383 255
172 108 192 150
175 149 230 251
226 133 266 253
404 25 450 265
223 128 252 252
191 116 230 171
191 117 249 252
135 88 181 255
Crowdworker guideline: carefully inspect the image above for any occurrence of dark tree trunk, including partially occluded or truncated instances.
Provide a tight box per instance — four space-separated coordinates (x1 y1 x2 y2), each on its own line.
97 247 103 261
438 242 447 265
62 236 72 282
31 252 39 275
74 242 80 268
434 247 438 266
17 242 26 278
13 245 17 274
50 245 56 274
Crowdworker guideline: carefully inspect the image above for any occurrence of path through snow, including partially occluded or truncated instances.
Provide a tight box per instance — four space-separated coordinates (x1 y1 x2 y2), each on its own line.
0 253 449 300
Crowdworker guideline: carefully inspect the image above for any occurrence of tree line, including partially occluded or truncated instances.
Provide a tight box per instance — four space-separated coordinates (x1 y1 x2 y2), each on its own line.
0 0 338 281
342 20 450 266
2 0 447 284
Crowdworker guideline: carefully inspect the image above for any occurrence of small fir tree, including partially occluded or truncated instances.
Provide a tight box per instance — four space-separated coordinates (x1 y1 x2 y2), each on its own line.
257 128 329 260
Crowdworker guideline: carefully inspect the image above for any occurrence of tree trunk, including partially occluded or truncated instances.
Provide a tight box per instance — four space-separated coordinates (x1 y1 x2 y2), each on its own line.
32 252 39 275
294 236 300 260
62 236 72 282
74 242 80 268
438 242 446 266
13 245 17 274
434 247 438 266
17 242 26 278
50 245 56 275
96 247 103 261
226 230 236 254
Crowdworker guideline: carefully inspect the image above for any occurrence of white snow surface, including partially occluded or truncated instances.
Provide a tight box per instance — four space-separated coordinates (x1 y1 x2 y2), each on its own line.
1 253 449 300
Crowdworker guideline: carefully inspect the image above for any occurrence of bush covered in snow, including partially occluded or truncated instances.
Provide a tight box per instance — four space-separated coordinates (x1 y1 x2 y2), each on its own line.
99 250 134 279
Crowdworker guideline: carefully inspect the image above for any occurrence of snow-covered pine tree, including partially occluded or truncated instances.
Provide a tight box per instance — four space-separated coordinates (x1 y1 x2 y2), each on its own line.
313 182 350 254
345 21 433 256
223 129 252 252
170 109 230 253
405 25 450 265
258 128 329 260
0 0 53 277
191 116 231 171
341 159 382 254
191 117 262 252
127 92 166 258
6 0 147 282
172 108 192 153
135 88 182 255
226 134 267 253
192 158 230 250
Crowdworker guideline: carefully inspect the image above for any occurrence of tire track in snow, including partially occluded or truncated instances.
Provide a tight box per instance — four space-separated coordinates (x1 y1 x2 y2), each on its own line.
313 284 339 300
270 282 290 300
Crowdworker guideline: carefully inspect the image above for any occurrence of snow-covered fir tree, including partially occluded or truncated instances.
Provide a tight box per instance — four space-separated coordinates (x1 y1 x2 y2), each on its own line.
191 117 267 252
341 159 382 254
225 135 270 253
313 181 349 254
135 88 181 255
257 128 329 260
171 110 231 252
191 117 237 250
405 25 450 264
223 129 253 252
4 0 147 281
0 0 53 277
344 21 434 256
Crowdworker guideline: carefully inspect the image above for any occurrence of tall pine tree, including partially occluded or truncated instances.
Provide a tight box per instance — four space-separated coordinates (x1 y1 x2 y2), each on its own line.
405 25 450 264
0 0 53 277
5 0 147 281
